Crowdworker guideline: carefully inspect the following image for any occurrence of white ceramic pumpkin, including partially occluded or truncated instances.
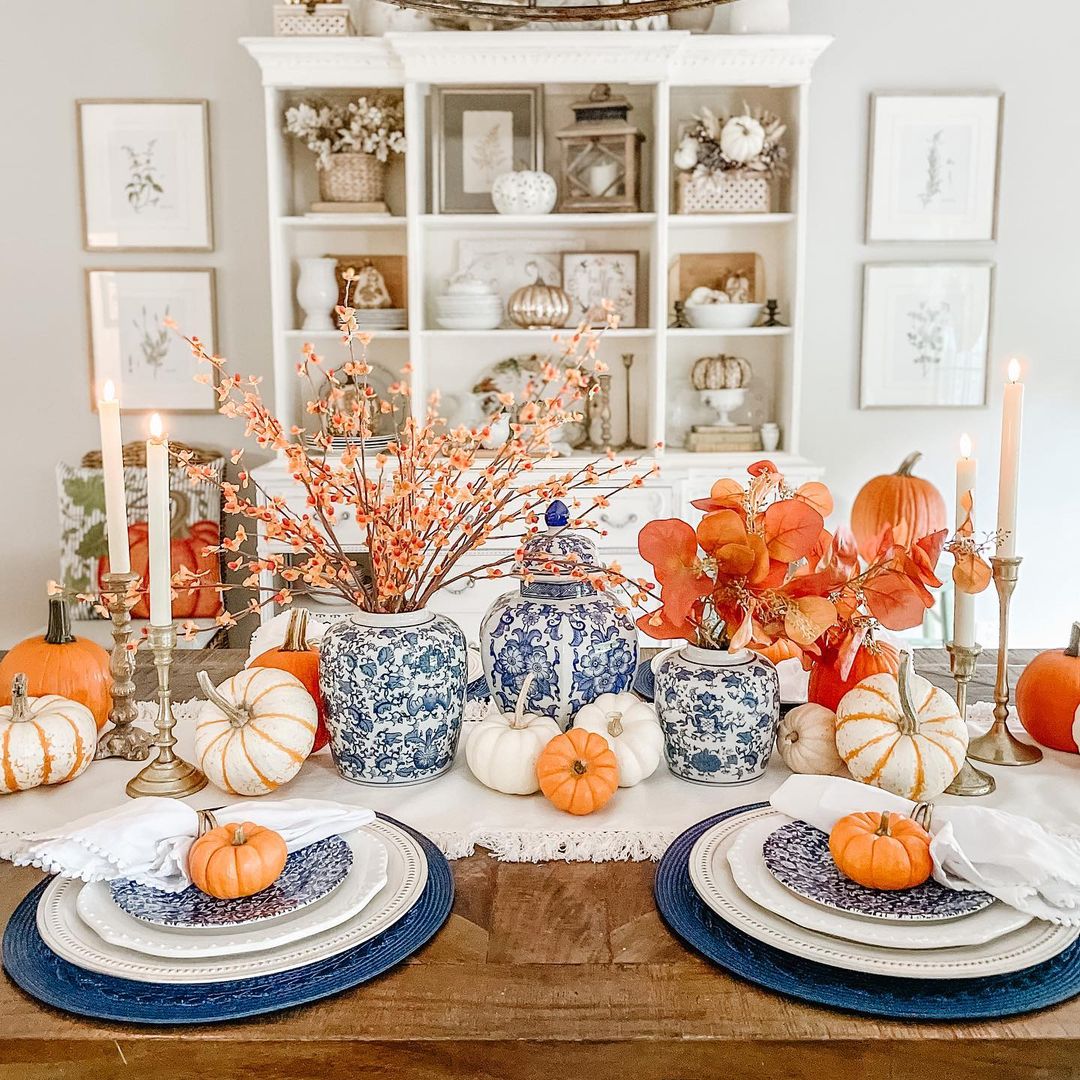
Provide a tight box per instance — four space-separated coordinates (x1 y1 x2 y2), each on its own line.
775 703 847 776
491 170 557 215
720 115 766 164
0 674 97 793
835 653 967 801
195 669 317 797
573 692 664 787
466 674 561 795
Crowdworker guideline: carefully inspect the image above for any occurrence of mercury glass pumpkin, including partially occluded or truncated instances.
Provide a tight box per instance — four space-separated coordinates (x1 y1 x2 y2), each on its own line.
507 265 571 330
480 501 638 729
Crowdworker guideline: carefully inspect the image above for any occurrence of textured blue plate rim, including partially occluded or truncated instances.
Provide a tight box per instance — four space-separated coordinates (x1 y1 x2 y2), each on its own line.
654 803 1080 1021
2 814 453 1026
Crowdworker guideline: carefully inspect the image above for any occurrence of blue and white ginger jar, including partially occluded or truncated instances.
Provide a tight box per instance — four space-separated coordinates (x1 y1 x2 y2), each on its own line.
319 608 467 786
654 645 779 784
480 501 638 729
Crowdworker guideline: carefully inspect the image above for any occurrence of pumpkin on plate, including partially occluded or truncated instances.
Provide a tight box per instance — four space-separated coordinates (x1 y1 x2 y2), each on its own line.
0 595 111 730
0 674 97 793
808 640 900 713
829 810 932 891
850 452 947 561
536 728 619 815
195 669 317 796
188 820 288 899
1015 622 1080 753
775 702 846 776
835 653 967 801
573 692 664 787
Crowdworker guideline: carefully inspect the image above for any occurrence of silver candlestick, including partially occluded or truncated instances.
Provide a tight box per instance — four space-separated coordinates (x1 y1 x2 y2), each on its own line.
943 641 995 797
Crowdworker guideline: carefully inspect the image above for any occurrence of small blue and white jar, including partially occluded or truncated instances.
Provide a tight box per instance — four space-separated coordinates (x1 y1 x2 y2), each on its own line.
654 645 780 784
319 609 467 786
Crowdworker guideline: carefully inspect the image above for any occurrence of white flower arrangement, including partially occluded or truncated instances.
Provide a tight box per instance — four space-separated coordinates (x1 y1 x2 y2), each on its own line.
284 95 407 170
673 105 787 180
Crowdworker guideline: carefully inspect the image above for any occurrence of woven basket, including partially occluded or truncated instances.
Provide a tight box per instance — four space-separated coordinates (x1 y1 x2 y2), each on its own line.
676 172 772 214
318 153 388 204
273 3 353 36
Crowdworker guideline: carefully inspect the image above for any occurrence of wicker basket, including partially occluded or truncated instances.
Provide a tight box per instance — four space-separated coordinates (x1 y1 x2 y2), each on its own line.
676 172 772 214
318 152 388 204
273 3 354 36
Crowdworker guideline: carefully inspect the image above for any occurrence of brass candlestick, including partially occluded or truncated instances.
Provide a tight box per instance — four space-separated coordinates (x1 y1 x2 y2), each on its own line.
126 623 208 799
617 353 645 452
95 572 155 761
943 641 995 797
967 556 1043 766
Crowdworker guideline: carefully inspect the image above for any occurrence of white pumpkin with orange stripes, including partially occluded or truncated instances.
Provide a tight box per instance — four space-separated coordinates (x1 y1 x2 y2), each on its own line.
834 652 966 801
195 668 317 796
0 673 96 793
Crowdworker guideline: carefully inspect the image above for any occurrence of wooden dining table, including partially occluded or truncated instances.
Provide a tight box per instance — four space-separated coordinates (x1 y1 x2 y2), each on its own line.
1 646 1077 1079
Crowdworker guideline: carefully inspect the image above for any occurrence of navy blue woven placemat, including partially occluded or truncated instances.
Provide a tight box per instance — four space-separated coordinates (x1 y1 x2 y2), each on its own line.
2 814 452 1025
655 803 1080 1020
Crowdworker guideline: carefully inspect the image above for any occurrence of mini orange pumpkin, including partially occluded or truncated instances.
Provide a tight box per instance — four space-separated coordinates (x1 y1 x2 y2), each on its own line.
536 728 619 815
829 810 933 891
188 821 288 900
1016 622 1080 753
850 452 947 562
808 640 900 712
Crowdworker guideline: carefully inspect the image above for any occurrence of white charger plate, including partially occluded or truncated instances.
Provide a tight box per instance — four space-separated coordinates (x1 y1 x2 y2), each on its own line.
75 830 388 959
37 818 426 984
727 813 1033 950
688 807 1078 980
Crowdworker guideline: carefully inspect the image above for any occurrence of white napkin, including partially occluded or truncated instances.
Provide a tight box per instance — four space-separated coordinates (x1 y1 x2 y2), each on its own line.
0 797 374 893
770 775 1080 926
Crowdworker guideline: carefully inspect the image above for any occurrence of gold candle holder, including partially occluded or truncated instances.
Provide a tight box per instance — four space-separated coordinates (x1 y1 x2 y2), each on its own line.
95 572 155 761
967 556 1043 767
943 641 995 797
126 623 208 799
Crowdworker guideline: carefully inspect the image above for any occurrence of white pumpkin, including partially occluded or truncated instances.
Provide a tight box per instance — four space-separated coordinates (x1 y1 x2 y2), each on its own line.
573 692 664 787
490 170 557 216
466 673 561 795
835 653 967 801
776 703 847 776
720 115 766 164
0 674 97 793
195 669 317 797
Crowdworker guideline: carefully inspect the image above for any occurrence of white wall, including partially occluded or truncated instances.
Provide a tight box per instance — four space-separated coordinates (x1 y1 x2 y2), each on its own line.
1 0 1076 647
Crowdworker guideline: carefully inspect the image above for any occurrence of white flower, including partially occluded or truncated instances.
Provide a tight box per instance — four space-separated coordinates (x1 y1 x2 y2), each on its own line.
673 135 699 172
720 116 766 165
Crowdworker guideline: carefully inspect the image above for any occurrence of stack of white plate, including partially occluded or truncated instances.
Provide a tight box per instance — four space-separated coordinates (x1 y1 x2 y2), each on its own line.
434 294 503 331
353 308 407 331
688 806 1078 979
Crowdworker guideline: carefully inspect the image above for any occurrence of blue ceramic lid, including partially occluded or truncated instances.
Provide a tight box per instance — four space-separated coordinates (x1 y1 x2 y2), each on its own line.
521 501 599 581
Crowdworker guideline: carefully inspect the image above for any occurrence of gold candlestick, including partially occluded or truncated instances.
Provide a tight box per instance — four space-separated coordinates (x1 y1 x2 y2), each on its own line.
967 556 1043 766
943 641 995 797
617 353 645 452
126 623 208 799
95 572 155 761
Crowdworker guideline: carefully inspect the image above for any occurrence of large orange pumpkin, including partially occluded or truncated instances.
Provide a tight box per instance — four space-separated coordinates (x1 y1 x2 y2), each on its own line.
1016 622 1080 753
808 640 900 712
188 821 288 900
250 609 328 752
850 452 947 561
536 728 619 815
829 810 933 891
0 596 112 730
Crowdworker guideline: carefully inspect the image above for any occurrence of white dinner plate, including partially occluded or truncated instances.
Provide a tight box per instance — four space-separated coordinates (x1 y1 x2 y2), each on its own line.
688 807 1077 980
37 818 427 984
75 830 388 959
726 813 1034 950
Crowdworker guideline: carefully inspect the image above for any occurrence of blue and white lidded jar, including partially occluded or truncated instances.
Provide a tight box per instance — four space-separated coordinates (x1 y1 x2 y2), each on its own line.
654 644 780 784
480 501 638 730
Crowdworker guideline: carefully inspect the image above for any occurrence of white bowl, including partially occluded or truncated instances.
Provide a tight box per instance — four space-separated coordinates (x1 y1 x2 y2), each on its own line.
684 302 765 330
435 312 504 331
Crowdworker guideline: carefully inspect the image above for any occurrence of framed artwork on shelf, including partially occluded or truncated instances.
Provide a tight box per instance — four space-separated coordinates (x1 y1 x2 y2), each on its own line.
561 251 639 328
866 92 1002 242
859 262 993 409
77 99 213 251
431 87 543 214
86 268 218 413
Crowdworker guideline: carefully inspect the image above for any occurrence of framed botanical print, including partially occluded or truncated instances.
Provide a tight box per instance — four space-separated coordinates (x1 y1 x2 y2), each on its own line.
431 87 542 214
86 269 218 413
866 93 1002 242
860 263 994 409
561 251 639 328
77 99 213 251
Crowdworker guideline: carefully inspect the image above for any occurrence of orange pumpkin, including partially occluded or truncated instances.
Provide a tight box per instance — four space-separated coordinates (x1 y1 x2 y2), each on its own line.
808 640 900 712
536 728 619 815
850 452 947 561
188 820 288 900
753 638 802 665
250 609 328 752
0 596 112 730
829 810 933 891
1016 622 1080 753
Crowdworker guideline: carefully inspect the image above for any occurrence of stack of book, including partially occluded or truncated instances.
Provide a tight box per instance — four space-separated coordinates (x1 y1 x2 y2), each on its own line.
686 424 763 453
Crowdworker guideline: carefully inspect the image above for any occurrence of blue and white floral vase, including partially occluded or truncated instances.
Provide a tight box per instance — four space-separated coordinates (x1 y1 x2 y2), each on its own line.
480 501 638 729
319 609 467 785
654 645 779 784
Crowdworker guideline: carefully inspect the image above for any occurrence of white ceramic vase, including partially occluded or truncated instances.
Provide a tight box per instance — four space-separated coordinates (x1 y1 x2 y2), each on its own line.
728 0 791 33
296 257 339 331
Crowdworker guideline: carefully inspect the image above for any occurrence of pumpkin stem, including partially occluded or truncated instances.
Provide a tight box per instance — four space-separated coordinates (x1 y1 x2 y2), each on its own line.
896 652 920 736
44 595 75 646
8 674 30 723
895 452 923 477
510 672 537 730
197 670 251 728
281 608 311 653
1066 622 1080 659
571 759 588 776
231 823 247 847
875 810 893 837
606 711 624 739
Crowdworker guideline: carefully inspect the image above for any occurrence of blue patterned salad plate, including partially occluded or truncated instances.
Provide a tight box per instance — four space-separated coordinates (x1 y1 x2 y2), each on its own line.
762 819 994 923
110 834 353 930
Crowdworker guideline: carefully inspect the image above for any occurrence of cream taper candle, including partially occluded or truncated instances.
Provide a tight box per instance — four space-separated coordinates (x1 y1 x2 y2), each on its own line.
146 413 172 627
97 380 130 574
996 358 1024 558
954 433 976 649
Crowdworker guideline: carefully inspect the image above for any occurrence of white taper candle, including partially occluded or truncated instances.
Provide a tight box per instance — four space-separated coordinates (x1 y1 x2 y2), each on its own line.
996 358 1024 558
953 433 976 649
146 413 172 627
97 380 130 574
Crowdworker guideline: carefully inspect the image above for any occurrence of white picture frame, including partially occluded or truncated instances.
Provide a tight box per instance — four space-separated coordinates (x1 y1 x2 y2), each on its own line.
866 93 1002 242
86 269 218 413
561 251 639 328
860 263 993 409
78 99 213 251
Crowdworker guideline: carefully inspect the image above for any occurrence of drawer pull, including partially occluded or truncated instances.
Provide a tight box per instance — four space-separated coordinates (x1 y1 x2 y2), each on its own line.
598 511 639 530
